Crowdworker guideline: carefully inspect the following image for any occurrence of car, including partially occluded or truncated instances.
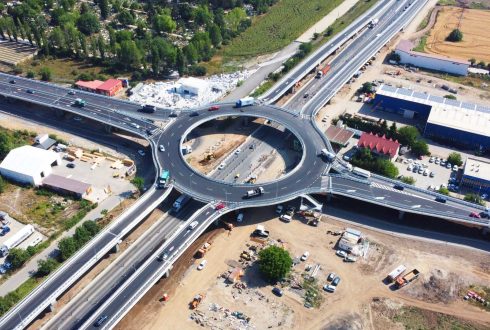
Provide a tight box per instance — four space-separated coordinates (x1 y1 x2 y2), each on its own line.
197 259 207 270
157 252 168 261
452 165 458 171
68 90 76 95
188 221 199 230
407 165 413 171
344 255 357 262
3 261 11 270
435 159 440 165
423 170 428 176
300 251 310 261
332 276 341 286
323 284 336 292
235 149 241 155
9 79 15 84
169 112 178 117
429 157 434 163
418 168 423 174
394 184 404 191
94 315 108 327
130 122 140 129
479 212 489 219
303 93 309 98
215 202 225 210
435 196 447 203
327 272 336 281
322 117 328 122
275 205 284 214
209 105 220 111
159 145 165 152
26 89 34 94
217 162 226 170
286 206 295 216
280 213 292 223
236 213 244 223
336 250 347 258
234 173 240 179
189 111 199 117
66 163 76 168
429 172 435 178
73 116 82 121
446 163 452 169
0 266 6 274
469 212 481 218
272 287 283 297
137 150 145 156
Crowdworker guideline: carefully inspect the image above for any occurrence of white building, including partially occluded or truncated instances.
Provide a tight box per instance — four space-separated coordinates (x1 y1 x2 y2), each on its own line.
0 146 61 186
395 40 469 76
338 228 362 252
175 77 209 96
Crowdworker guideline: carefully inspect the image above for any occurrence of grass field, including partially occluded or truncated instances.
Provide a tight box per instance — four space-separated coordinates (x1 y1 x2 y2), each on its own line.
425 6 490 63
392 306 488 329
223 0 344 58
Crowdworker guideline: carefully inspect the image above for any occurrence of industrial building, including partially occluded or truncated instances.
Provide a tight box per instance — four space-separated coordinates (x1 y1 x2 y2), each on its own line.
395 40 469 76
460 157 490 195
0 146 61 186
373 84 490 150
357 132 400 161
174 77 209 96
42 174 92 199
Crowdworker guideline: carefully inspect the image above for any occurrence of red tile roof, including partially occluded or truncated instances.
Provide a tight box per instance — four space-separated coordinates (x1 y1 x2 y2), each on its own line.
75 80 104 90
357 132 400 158
96 79 122 92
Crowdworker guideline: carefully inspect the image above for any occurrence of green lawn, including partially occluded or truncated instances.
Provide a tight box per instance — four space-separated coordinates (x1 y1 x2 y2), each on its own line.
413 35 428 52
223 0 344 58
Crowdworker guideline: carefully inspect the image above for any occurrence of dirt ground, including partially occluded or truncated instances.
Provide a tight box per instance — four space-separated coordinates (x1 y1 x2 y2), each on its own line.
425 6 490 63
120 206 490 330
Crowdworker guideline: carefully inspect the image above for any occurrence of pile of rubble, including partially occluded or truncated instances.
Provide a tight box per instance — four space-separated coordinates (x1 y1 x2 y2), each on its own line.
190 303 255 329
129 70 254 109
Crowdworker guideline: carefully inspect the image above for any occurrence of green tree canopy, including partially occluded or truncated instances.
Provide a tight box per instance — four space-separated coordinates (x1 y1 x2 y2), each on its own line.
7 248 30 268
447 152 462 166
447 28 463 42
258 246 292 282
464 193 484 206
397 126 419 147
131 176 145 191
153 14 176 34
36 258 59 277
58 237 78 261
39 67 52 81
411 140 429 156
77 12 100 35
117 10 134 27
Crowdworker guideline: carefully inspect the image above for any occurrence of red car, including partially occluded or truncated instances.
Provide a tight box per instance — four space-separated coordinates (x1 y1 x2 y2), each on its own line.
469 212 481 218
208 105 220 111
215 202 225 210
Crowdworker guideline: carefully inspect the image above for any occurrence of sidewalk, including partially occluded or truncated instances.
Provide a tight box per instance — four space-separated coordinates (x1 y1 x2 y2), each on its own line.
0 195 128 296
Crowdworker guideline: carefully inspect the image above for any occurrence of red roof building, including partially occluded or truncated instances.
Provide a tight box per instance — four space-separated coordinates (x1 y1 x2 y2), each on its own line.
357 132 400 161
75 80 104 92
96 78 123 96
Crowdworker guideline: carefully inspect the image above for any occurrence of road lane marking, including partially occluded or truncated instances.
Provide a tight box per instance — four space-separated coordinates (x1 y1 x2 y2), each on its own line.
411 205 421 209
346 189 356 193
375 196 385 200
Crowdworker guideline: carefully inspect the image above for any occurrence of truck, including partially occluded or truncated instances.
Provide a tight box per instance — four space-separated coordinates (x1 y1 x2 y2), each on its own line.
368 18 379 28
352 167 371 179
158 169 170 188
139 104 156 113
172 194 190 213
245 187 264 198
321 149 335 162
0 225 34 257
182 145 193 155
395 269 420 288
73 98 86 107
190 293 205 309
386 265 406 282
316 64 331 78
235 97 255 108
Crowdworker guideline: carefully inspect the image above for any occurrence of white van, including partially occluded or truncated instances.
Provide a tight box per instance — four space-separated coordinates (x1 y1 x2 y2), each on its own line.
280 214 292 222
188 221 198 230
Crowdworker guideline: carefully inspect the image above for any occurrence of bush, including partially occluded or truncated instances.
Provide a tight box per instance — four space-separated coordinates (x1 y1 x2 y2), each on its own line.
464 193 484 205
131 176 145 191
447 152 463 166
444 94 457 100
7 248 30 269
438 187 449 195
26 71 35 78
36 258 59 277
411 140 429 156
360 82 374 93
351 148 399 178
39 67 52 81
401 176 416 185
258 246 292 282
446 28 463 42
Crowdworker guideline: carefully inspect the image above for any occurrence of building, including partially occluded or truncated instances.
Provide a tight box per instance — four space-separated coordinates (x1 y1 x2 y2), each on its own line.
357 132 400 161
175 77 209 96
325 126 354 147
0 146 61 186
75 80 104 93
33 134 56 150
338 228 362 253
96 78 123 96
460 157 490 195
42 174 92 199
373 84 490 150
395 40 470 76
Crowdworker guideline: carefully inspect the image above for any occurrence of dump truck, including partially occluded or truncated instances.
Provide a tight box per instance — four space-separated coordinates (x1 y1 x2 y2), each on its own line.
316 64 331 78
190 293 205 309
386 265 406 282
195 242 211 258
395 269 420 288
245 187 264 198
235 97 255 108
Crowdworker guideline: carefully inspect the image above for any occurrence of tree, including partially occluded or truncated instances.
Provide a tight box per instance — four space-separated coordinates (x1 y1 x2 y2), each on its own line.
401 176 416 185
208 24 222 48
447 152 462 166
478 61 486 68
82 220 100 237
438 187 449 195
36 258 58 277
7 248 30 269
469 58 476 66
411 140 429 156
38 67 52 81
77 13 100 35
324 26 334 37
131 176 144 191
360 82 373 93
74 225 91 246
447 28 463 42
26 70 35 78
389 122 397 138
397 126 419 146
0 131 13 159
464 193 484 206
117 10 134 27
58 237 78 261
153 14 176 34
258 246 292 281
117 40 141 70
99 0 110 20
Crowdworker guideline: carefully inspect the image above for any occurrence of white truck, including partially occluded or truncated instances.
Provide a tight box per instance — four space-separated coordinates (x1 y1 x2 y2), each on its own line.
245 187 264 198
235 97 255 108
386 265 406 282
321 149 335 162
352 167 371 179
369 18 379 28
0 224 35 257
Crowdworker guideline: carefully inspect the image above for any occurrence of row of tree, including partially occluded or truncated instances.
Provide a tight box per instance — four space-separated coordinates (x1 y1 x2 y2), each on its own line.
351 148 400 179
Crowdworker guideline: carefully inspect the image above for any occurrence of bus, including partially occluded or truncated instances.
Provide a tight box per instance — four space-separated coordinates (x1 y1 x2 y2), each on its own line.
352 167 371 179
158 170 170 188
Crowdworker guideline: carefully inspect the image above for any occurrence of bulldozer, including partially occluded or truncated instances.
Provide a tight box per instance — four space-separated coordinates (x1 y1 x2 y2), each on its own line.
190 293 205 309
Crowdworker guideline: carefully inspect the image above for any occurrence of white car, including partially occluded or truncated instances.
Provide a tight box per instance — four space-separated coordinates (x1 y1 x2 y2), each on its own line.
138 150 145 156
197 260 207 270
73 116 82 121
218 163 226 170
159 145 165 152
446 162 452 169
336 250 347 258
435 159 440 165
452 165 458 171
188 221 198 230
429 157 434 163
300 251 310 261
323 284 336 292
235 149 241 155
236 213 244 222
280 214 292 223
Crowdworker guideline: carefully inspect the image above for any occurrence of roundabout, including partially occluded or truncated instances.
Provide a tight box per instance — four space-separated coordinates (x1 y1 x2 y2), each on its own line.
154 103 331 205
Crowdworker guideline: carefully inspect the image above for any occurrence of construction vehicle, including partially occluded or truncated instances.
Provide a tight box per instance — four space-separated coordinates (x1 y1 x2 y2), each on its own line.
246 175 257 184
316 64 331 78
240 250 252 261
245 187 264 198
395 269 420 288
190 293 205 309
222 220 234 231
195 242 211 258
386 265 406 282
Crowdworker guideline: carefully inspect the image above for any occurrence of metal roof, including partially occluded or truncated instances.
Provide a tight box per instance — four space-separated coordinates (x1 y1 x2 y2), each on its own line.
463 157 490 182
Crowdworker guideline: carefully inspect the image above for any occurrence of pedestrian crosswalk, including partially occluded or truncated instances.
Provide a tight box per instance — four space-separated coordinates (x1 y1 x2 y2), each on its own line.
369 181 412 196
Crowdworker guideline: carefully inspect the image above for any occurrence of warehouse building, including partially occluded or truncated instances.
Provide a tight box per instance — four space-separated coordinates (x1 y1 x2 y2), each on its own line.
373 84 490 150
460 158 490 195
174 77 209 96
0 146 61 186
42 174 92 199
395 40 469 76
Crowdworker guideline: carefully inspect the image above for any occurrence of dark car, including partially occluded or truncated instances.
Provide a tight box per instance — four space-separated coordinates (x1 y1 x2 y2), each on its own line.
26 89 35 94
68 90 76 95
272 287 283 297
303 93 309 98
94 315 108 327
332 276 341 286
435 196 447 203
169 112 178 117
66 163 76 168
393 184 404 191
9 79 15 84
189 111 199 117
480 212 489 219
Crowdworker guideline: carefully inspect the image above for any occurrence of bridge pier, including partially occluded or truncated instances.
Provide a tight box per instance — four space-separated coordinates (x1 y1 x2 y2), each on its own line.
104 124 113 133
163 265 173 278
398 211 405 220
482 227 490 236
48 301 57 313
54 108 64 118
112 243 120 253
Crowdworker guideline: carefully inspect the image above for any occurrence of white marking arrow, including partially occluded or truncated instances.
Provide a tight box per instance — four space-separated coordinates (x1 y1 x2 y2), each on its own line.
411 205 421 209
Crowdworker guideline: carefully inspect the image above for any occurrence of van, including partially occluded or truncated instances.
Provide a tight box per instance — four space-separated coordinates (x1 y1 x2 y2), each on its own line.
188 221 198 230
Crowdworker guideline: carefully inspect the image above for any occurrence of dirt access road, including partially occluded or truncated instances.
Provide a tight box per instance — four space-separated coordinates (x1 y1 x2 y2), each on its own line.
118 205 490 329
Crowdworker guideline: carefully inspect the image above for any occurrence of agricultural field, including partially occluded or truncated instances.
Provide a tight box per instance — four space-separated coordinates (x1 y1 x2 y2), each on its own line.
223 0 344 58
425 6 490 63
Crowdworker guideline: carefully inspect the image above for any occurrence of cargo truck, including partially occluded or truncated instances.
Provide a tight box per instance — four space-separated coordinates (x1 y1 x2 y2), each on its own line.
158 169 170 188
368 18 379 28
244 187 264 198
352 167 371 178
395 269 420 288
316 64 331 78
235 97 255 108
321 149 335 162
172 194 190 213
386 265 406 282
0 225 34 257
